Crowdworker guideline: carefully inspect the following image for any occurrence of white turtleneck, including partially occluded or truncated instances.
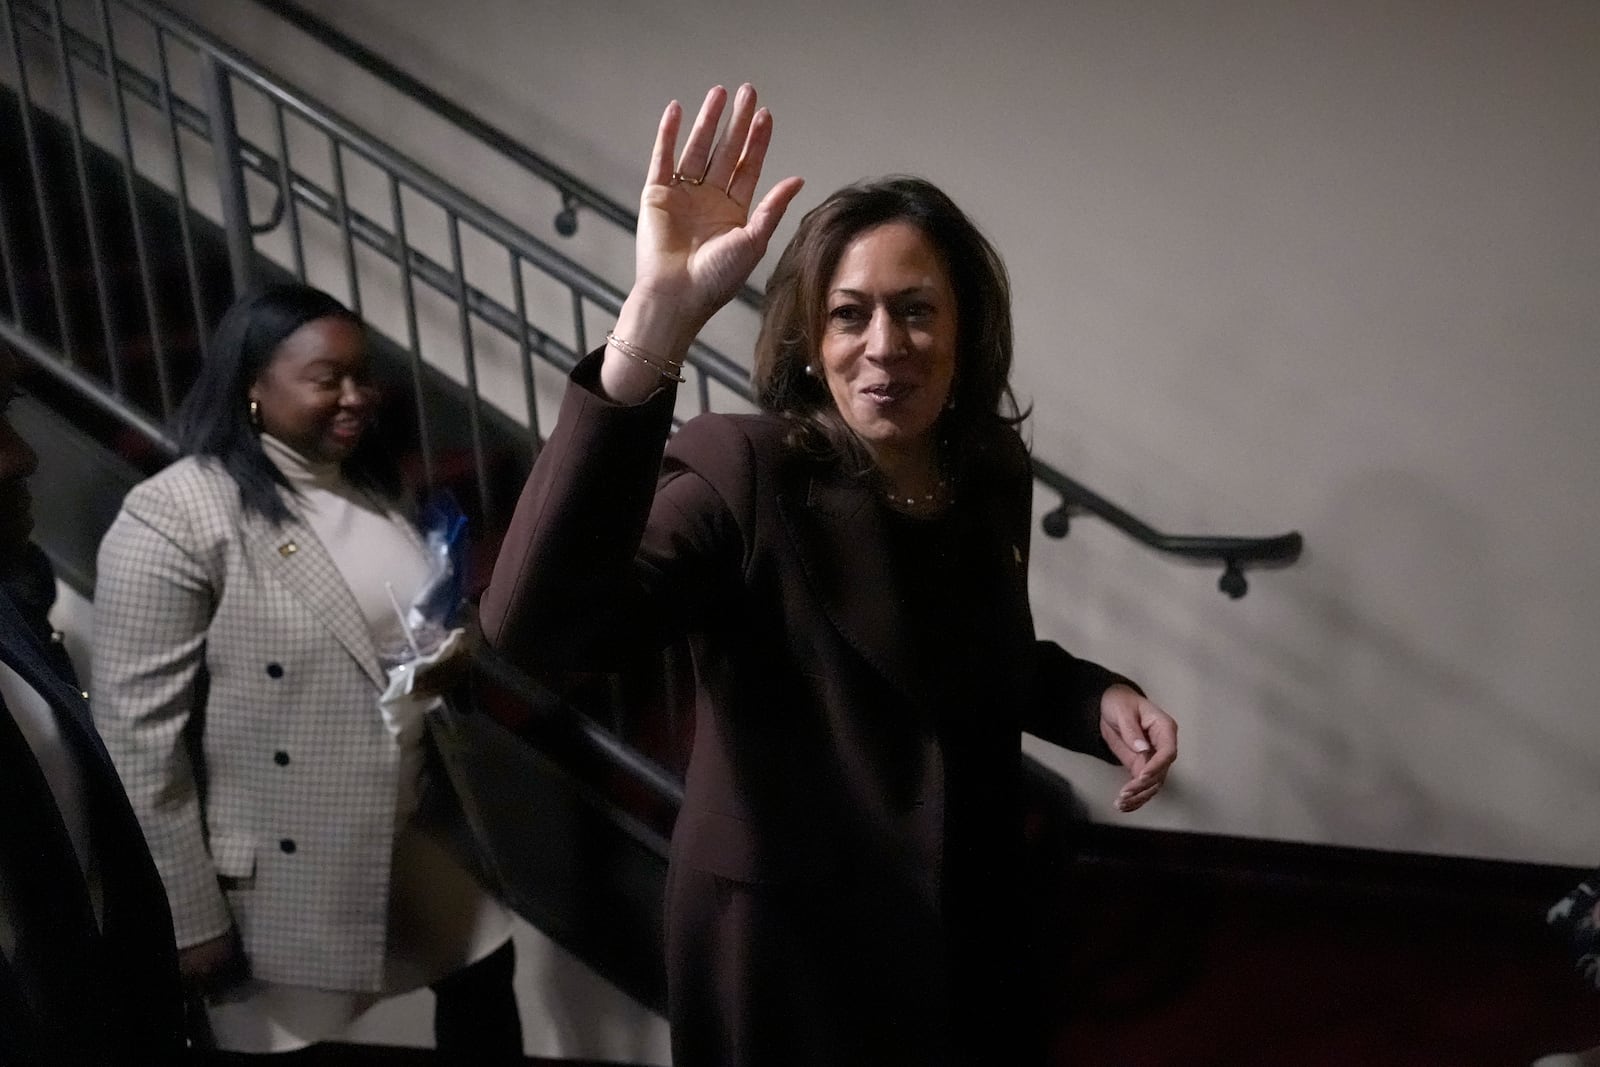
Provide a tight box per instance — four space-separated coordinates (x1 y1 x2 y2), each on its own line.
258 433 431 658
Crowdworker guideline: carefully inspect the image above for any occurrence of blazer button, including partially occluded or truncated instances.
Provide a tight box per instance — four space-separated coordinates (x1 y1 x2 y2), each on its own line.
279 839 297 854
273 751 290 766
266 663 284 679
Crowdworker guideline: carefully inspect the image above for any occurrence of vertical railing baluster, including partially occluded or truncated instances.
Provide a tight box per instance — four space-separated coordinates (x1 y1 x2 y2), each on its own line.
508 250 539 441
200 54 254 300
696 367 710 415
389 174 433 489
328 139 358 313
569 289 586 355
446 214 490 523
49 0 120 394
154 27 208 362
271 100 305 281
0 0 70 359
97 0 171 417
0 164 22 326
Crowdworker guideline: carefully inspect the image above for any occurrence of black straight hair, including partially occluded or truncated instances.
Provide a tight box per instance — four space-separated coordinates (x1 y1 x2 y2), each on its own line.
172 283 399 524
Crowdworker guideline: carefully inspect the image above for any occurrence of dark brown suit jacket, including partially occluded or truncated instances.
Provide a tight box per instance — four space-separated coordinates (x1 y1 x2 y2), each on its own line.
483 353 1129 1066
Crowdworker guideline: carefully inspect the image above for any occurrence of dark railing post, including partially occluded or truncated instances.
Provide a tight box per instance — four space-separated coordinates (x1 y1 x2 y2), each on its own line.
49 0 119 391
97 0 172 417
0 0 73 357
154 28 211 362
201 54 254 298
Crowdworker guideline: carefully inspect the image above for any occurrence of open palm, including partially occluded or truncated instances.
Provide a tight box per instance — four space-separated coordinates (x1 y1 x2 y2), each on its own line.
633 84 804 333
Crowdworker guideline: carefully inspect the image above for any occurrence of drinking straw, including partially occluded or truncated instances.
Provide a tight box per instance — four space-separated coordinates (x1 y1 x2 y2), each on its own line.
385 581 421 659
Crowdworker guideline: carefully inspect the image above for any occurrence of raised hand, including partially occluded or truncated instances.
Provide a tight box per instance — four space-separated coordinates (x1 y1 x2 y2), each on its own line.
637 83 804 328
603 84 803 402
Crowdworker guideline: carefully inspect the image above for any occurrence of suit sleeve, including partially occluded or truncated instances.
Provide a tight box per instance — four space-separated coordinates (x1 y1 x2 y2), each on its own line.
481 350 746 672
91 482 232 949
992 429 1138 763
1023 640 1136 763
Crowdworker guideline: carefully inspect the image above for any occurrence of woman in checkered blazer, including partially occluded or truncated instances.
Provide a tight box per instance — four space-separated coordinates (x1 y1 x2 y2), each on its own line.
92 284 522 1062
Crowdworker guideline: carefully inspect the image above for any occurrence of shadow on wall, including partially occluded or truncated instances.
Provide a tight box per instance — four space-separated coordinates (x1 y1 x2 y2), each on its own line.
1250 466 1581 859
1046 464 1586 862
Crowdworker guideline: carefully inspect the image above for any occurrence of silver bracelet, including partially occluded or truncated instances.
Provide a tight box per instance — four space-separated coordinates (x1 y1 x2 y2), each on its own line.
605 330 685 384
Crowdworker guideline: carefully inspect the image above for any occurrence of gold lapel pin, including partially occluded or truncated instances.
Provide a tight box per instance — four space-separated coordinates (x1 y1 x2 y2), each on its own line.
278 542 299 557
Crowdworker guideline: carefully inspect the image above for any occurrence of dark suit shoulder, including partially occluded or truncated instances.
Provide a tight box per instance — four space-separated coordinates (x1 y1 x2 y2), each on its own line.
669 411 788 461
665 411 797 500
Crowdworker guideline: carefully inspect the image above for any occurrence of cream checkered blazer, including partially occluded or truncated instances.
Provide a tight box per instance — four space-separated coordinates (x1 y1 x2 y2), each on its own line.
92 456 411 992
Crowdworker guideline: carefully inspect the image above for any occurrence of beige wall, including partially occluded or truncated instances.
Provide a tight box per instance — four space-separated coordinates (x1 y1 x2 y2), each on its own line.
157 0 1600 869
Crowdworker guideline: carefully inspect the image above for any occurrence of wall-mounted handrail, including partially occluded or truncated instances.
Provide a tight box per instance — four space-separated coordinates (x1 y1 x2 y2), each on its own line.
1040 475 1304 598
238 0 1304 597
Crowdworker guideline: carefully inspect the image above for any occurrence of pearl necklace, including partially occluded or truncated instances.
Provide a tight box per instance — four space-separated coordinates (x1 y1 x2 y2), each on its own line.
884 476 952 513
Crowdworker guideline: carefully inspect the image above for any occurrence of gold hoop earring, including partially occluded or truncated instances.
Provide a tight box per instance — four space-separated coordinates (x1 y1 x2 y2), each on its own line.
249 399 262 431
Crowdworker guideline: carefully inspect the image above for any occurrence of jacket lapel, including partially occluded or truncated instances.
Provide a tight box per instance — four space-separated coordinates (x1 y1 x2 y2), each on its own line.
240 511 386 690
776 442 1037 720
779 472 935 715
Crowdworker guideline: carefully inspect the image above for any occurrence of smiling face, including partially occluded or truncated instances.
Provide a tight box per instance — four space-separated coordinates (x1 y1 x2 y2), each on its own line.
248 315 375 463
818 220 958 475
0 346 39 556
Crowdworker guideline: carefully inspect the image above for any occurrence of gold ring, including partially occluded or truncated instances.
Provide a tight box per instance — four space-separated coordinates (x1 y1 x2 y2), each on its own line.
671 171 705 186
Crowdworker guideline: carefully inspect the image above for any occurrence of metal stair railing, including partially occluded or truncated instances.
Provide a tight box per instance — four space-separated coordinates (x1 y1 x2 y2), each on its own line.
0 0 1302 818
6 0 1301 601
251 0 770 317
0 0 693 817
2 0 756 517
248 0 1305 598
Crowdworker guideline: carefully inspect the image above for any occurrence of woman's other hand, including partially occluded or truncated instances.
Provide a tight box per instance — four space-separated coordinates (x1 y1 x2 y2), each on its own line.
604 83 804 401
409 631 472 699
1098 684 1178 812
179 928 245 995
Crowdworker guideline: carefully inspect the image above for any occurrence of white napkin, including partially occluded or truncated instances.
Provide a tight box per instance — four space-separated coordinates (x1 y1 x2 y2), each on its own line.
377 626 467 744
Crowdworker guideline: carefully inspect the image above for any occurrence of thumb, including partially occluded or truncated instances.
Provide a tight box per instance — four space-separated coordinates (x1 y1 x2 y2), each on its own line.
746 176 805 250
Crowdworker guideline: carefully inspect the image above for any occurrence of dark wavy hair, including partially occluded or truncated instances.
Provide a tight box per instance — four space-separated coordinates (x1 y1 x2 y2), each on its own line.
172 283 397 524
752 176 1025 473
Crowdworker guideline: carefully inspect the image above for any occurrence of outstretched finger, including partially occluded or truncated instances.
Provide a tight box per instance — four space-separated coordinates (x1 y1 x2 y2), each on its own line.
727 107 778 208
674 85 727 184
645 100 682 190
705 83 757 194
